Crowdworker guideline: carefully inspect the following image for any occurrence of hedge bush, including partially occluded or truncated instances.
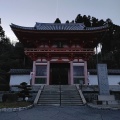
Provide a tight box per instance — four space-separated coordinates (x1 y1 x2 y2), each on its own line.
0 84 10 91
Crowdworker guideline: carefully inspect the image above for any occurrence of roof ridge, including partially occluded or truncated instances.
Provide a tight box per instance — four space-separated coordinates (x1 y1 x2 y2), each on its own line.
35 22 85 25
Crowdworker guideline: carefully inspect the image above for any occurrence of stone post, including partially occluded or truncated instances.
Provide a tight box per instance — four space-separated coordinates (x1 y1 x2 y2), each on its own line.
70 61 73 85
97 64 115 104
84 61 88 85
47 61 50 85
32 61 36 85
97 64 110 95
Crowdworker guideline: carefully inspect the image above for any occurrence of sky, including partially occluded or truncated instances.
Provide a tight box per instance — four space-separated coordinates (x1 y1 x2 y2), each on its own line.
0 0 120 43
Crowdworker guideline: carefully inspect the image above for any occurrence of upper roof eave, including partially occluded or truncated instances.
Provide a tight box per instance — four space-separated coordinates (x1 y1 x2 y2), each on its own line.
10 23 35 30
10 23 109 32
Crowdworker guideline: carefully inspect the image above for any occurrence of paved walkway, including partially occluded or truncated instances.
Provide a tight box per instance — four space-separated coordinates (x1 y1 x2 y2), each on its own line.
0 105 120 120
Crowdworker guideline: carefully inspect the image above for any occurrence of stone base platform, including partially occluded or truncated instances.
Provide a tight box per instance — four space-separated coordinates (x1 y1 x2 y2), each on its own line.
96 95 119 105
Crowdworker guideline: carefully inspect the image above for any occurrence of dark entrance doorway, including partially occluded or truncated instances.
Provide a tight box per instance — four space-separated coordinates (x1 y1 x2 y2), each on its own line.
50 63 70 85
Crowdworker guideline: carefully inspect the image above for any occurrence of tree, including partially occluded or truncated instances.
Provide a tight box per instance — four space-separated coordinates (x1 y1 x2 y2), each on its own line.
0 19 32 85
83 15 91 27
70 20 74 23
0 24 5 41
75 14 83 23
98 19 105 26
14 42 32 68
54 18 61 23
91 17 98 27
0 19 12 84
66 20 69 23
101 18 113 54
74 15 120 68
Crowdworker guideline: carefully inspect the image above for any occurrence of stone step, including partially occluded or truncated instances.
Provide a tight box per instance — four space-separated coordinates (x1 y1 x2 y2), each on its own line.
38 102 60 104
61 96 81 98
61 100 82 102
40 93 60 95
39 98 60 100
39 98 60 99
61 98 81 100
37 102 83 105
40 95 60 97
61 103 83 104
39 100 60 101
38 101 60 103
61 93 79 94
37 104 60 106
61 103 83 106
39 99 82 101
40 94 60 96
39 98 82 100
41 92 79 94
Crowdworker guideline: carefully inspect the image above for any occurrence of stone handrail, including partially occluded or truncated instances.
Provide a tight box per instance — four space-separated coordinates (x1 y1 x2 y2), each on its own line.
34 85 44 105
76 85 87 104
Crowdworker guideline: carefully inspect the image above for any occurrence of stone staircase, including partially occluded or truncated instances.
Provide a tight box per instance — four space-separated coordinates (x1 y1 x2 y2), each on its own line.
38 85 60 106
61 85 83 106
38 85 84 106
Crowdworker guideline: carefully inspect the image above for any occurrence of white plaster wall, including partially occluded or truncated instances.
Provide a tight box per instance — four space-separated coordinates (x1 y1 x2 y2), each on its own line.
89 75 120 85
50 59 70 61
10 75 30 85
73 63 84 66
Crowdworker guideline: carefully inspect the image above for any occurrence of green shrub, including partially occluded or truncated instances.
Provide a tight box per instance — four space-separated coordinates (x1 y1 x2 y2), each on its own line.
18 82 32 101
20 82 27 86
2 93 18 102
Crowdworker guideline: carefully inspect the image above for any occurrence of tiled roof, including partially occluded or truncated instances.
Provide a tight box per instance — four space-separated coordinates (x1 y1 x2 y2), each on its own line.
10 69 32 75
88 69 120 75
10 69 120 75
34 23 85 30
10 23 108 31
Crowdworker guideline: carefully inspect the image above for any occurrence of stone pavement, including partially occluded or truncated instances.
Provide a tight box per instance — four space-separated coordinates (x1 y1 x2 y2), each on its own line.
0 105 120 120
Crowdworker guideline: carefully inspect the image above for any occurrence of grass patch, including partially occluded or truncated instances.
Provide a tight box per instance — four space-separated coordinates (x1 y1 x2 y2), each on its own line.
0 102 32 108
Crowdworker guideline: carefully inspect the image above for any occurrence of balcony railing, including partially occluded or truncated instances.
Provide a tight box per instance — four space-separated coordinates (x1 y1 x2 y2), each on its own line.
24 48 94 53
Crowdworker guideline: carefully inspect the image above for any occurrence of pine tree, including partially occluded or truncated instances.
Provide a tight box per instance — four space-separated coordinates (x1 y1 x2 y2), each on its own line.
0 19 5 41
